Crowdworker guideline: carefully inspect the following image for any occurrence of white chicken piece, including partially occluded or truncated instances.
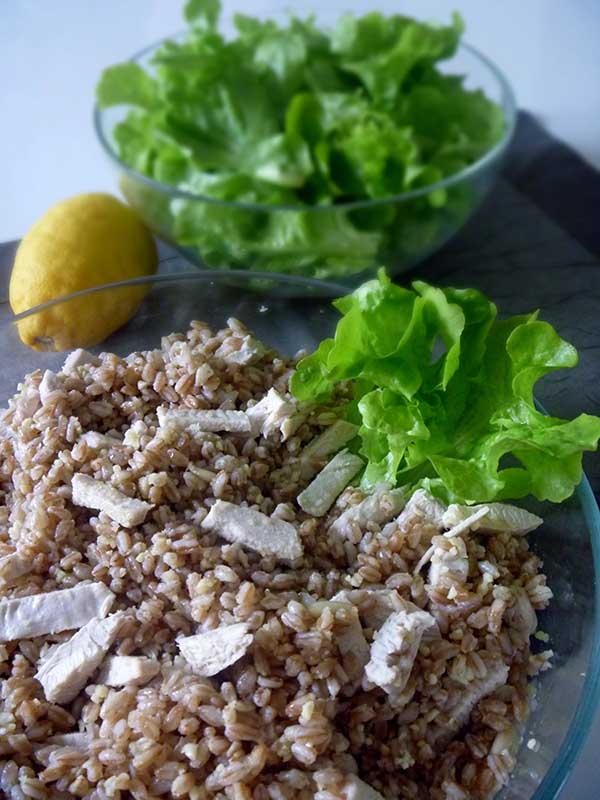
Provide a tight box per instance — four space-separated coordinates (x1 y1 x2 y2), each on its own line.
214 333 267 366
178 623 252 676
71 473 153 528
35 612 124 704
202 499 303 561
298 449 364 517
329 484 406 539
96 655 160 687
246 388 304 441
299 420 358 480
365 600 436 704
442 502 543 536
79 431 123 449
383 489 447 535
0 582 115 642
433 660 510 745
425 535 470 588
308 601 369 682
332 588 406 630
157 406 251 437
38 370 60 404
62 348 101 372
443 506 490 539
505 586 538 637
342 774 386 800
0 552 30 589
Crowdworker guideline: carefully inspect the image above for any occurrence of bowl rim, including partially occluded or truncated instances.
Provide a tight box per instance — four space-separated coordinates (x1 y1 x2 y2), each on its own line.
93 35 518 213
533 469 600 800
11 271 349 321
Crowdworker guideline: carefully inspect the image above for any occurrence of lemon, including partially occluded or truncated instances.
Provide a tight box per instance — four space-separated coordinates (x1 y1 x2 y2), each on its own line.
10 193 158 351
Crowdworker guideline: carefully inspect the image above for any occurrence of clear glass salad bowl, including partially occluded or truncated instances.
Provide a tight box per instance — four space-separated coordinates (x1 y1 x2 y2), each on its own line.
2 273 599 799
93 16 517 289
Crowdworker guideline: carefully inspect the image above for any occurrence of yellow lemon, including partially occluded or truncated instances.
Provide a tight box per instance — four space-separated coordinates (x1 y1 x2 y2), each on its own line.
10 193 158 351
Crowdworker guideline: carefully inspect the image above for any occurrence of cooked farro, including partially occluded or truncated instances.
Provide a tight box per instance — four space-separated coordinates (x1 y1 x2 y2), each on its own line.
0 319 553 799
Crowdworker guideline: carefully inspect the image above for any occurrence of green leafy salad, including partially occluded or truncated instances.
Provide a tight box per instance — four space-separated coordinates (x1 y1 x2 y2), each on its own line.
96 0 505 277
291 272 600 505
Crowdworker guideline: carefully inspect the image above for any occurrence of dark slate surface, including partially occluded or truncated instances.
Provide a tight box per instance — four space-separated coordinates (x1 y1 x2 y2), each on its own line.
0 111 598 798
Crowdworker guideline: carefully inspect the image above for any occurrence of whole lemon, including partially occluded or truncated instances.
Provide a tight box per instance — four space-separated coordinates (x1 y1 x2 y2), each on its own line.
10 193 158 351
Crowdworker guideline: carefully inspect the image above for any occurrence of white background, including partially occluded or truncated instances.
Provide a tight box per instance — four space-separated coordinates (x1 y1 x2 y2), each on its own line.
1 0 600 241
1 2 600 798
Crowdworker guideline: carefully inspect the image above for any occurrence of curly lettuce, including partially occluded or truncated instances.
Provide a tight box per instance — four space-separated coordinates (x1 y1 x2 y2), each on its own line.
291 272 600 504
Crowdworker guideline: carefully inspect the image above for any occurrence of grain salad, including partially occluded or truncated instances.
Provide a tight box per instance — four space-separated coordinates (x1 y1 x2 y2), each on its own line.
0 318 554 800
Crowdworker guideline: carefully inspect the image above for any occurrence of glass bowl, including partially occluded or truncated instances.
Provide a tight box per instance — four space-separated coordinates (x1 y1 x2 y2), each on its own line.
3 273 598 800
93 16 517 289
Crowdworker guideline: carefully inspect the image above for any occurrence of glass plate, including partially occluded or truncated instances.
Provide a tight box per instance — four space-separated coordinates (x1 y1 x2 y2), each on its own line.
2 272 599 799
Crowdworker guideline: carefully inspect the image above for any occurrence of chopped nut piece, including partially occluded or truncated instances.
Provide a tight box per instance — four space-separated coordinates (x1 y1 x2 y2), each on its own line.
202 500 302 561
0 583 115 642
178 623 252 676
71 473 153 528
298 450 363 517
36 613 124 703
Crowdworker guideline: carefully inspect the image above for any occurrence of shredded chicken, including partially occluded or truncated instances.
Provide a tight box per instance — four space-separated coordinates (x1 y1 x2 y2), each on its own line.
505 586 538 637
246 388 304 441
157 407 252 436
427 535 470 588
96 655 160 687
0 552 30 589
202 499 303 561
365 600 436 705
214 332 267 365
332 588 406 630
384 489 447 535
308 601 369 681
71 473 153 528
432 661 510 746
62 348 101 372
38 370 60 404
178 623 252 676
79 431 124 449
329 483 405 539
442 502 543 536
35 612 124 703
0 582 115 642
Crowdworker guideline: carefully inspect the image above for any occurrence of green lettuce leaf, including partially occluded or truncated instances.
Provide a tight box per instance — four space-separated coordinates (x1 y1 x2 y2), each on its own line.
291 272 600 504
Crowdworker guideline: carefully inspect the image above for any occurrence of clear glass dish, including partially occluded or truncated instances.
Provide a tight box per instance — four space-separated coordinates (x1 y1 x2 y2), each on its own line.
93 14 517 289
3 274 598 799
